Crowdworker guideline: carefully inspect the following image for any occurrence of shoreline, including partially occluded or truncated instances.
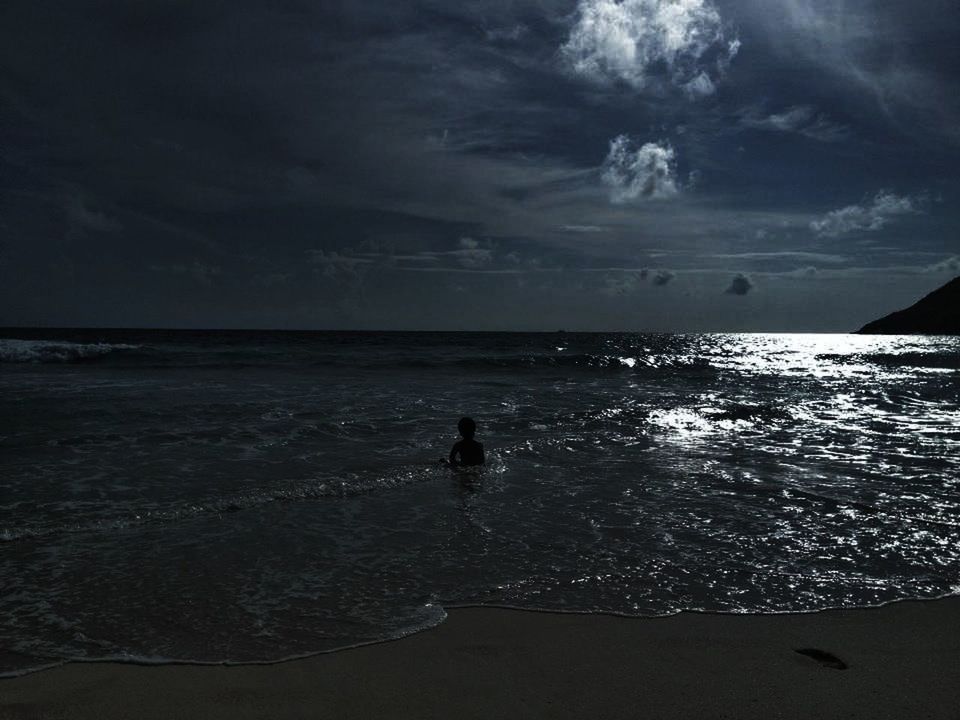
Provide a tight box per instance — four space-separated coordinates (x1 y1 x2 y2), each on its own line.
2 597 958 719
4 593 956 680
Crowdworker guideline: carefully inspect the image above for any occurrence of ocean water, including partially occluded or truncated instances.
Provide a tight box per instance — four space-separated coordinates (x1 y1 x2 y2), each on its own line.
1 329 958 676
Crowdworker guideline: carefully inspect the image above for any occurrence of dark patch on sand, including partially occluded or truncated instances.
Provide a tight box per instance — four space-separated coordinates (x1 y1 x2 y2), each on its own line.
794 648 848 669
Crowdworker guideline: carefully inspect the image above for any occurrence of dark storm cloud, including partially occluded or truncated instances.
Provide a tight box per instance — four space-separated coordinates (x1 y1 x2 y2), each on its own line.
1 0 958 329
725 273 754 295
652 270 675 287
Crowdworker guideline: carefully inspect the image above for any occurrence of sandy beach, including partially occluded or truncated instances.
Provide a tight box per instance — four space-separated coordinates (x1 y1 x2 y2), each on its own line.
2 597 958 720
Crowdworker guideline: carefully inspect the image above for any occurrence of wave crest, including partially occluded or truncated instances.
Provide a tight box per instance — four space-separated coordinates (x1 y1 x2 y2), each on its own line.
0 339 141 364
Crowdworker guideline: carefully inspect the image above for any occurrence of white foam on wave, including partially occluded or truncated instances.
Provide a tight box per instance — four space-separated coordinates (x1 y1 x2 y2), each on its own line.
0 339 141 363
0 603 449 679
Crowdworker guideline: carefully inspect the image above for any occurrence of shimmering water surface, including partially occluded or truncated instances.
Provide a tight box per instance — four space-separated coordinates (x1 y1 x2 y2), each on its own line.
1 330 958 675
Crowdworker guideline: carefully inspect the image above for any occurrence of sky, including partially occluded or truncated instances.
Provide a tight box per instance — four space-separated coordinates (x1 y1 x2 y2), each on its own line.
1 0 958 331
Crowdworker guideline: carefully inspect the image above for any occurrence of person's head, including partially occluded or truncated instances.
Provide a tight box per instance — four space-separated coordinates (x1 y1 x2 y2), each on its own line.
457 416 476 439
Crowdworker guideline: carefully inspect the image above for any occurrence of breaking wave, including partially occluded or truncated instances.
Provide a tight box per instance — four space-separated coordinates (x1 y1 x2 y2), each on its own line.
0 339 142 364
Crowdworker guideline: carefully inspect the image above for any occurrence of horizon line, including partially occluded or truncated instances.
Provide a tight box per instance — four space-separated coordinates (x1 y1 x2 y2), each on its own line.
0 325 867 335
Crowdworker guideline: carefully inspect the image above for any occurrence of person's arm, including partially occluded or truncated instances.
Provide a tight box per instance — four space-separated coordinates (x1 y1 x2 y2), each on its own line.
448 441 461 467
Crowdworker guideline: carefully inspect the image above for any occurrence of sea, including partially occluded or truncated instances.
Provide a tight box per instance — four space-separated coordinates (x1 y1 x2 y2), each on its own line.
1 329 958 676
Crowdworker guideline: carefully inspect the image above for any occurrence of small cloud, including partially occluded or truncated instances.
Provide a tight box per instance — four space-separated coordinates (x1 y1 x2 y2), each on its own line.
562 0 738 96
559 225 605 233
65 196 122 238
448 237 493 270
456 249 492 269
762 105 816 132
780 266 819 278
307 250 374 281
485 25 527 42
652 269 675 286
602 272 644 296
811 191 921 238
683 72 715 98
742 105 848 143
929 256 960 273
388 254 439 266
800 116 850 143
725 273 753 295
602 136 680 202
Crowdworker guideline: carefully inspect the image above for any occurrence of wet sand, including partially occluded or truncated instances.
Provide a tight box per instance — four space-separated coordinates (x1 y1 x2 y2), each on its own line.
2 598 958 719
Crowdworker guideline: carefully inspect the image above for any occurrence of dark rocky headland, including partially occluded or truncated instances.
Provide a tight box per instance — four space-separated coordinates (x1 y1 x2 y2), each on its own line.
858 276 960 334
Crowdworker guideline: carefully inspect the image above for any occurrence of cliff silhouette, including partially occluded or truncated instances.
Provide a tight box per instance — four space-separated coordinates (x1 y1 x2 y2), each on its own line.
857 276 960 334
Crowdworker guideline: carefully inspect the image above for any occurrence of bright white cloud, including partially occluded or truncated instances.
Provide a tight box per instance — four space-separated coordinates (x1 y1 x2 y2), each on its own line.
561 0 739 96
810 191 920 237
601 135 680 202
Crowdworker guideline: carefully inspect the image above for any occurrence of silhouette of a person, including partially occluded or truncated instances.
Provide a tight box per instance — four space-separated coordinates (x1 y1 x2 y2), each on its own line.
447 416 485 468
